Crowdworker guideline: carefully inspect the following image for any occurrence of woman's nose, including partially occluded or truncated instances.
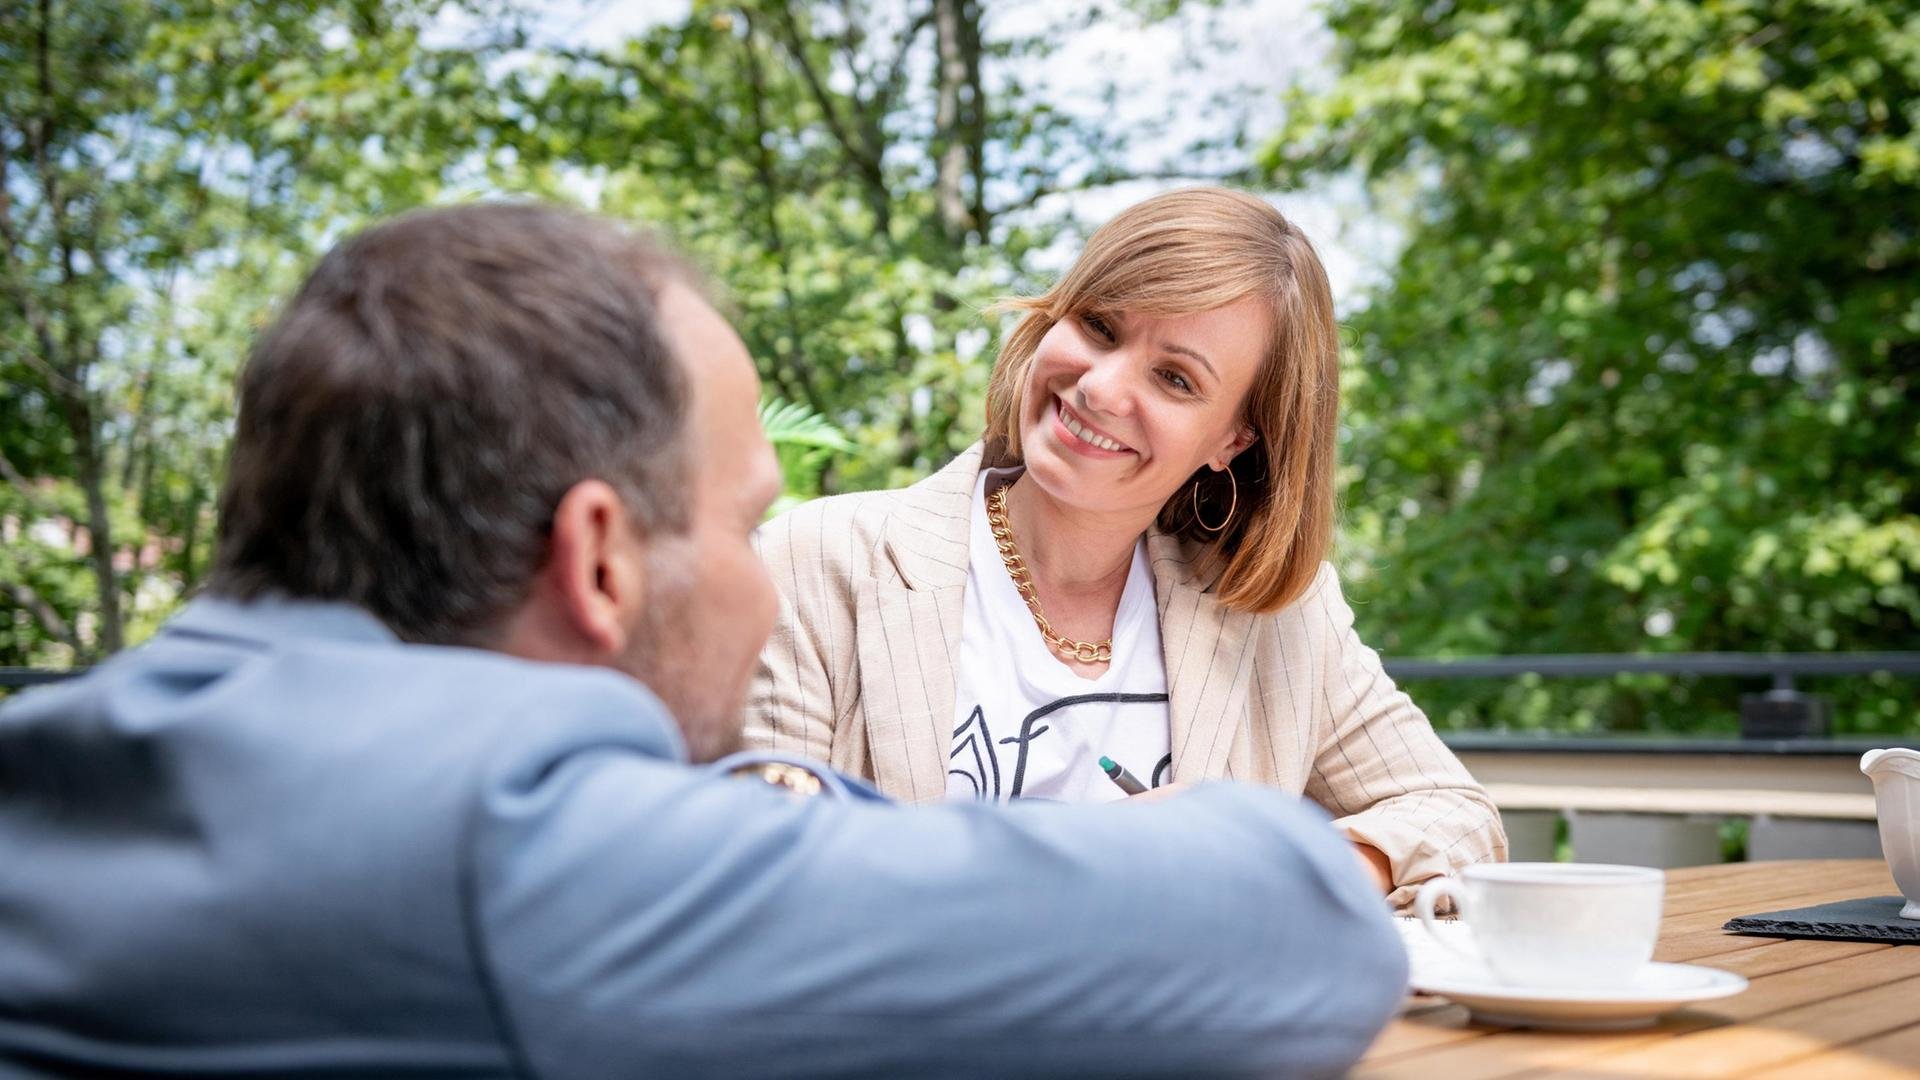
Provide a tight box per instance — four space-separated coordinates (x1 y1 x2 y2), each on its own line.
1076 351 1135 419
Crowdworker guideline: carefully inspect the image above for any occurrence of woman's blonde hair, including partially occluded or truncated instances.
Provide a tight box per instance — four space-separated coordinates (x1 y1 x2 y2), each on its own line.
982 187 1339 614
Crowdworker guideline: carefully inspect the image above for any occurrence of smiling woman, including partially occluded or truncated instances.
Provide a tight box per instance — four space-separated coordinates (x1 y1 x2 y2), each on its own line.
746 187 1506 906
983 189 1338 617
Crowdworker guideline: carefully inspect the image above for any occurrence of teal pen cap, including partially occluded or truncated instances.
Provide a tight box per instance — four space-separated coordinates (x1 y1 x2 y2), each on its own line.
1099 755 1147 796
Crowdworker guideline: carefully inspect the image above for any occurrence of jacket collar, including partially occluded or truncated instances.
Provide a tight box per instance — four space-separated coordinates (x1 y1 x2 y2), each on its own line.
167 593 399 649
877 444 982 591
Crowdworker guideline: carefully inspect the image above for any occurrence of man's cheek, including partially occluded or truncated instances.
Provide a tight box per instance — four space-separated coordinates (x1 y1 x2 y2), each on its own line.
750 563 779 634
753 586 778 643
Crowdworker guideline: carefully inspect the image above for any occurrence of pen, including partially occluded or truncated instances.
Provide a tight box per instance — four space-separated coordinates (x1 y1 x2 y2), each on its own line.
1099 755 1147 796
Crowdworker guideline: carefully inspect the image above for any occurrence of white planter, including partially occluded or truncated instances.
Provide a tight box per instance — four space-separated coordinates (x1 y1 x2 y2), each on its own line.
1861 748 1920 920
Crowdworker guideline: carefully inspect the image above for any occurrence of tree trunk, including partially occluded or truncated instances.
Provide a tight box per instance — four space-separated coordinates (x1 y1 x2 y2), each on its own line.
960 0 988 238
180 478 206 591
64 392 123 655
932 0 972 243
739 12 827 414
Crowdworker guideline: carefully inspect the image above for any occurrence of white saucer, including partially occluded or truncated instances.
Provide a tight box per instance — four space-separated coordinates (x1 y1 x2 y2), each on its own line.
1396 919 1749 1030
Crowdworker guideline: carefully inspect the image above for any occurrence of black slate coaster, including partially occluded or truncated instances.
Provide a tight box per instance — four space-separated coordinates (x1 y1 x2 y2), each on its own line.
1723 896 1920 945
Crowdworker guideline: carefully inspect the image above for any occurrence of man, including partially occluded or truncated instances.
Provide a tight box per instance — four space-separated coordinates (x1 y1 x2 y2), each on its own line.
0 204 1407 1078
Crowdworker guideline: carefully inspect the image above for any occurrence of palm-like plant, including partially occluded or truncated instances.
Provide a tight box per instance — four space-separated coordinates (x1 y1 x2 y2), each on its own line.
757 397 855 518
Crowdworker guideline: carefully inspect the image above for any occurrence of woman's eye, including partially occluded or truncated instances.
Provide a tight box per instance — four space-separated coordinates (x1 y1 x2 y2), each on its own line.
1082 313 1115 342
1160 369 1194 394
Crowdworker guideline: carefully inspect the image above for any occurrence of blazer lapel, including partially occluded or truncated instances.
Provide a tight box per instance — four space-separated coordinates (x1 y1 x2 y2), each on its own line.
1149 530 1259 784
854 445 981 804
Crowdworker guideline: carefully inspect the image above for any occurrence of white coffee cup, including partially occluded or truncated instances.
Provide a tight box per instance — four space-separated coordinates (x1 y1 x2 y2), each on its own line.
1414 863 1665 989
1861 748 1920 919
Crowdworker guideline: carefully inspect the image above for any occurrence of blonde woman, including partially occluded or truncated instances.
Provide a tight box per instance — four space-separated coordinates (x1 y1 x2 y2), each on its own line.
747 188 1504 903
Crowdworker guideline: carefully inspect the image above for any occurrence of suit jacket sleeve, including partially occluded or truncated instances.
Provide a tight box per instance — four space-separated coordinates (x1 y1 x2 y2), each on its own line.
463 686 1409 1079
1300 564 1509 907
745 505 845 764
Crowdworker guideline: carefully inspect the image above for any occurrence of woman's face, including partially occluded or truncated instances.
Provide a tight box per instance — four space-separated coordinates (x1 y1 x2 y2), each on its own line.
1017 294 1267 521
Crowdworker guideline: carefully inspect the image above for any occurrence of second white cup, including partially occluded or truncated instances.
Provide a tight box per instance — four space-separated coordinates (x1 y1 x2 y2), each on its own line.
1414 862 1665 990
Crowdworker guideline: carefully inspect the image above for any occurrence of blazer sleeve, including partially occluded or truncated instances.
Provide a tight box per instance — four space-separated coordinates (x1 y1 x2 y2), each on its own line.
744 506 845 763
464 692 1410 1079
1300 564 1508 907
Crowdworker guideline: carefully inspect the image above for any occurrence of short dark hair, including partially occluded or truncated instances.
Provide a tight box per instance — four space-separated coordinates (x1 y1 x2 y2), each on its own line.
208 202 697 643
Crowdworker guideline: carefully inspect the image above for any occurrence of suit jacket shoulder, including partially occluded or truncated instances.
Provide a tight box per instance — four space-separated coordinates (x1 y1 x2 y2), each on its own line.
755 443 983 597
753 486 898 613
0 597 686 1076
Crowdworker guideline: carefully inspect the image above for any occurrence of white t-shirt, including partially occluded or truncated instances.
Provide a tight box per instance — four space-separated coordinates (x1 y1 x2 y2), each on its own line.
946 467 1172 804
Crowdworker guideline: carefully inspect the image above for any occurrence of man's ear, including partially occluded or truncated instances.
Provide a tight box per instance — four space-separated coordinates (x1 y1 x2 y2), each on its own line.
1211 423 1258 471
545 479 648 656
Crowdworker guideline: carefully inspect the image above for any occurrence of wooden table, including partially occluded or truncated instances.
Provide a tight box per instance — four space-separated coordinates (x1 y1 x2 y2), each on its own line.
1361 860 1920 1078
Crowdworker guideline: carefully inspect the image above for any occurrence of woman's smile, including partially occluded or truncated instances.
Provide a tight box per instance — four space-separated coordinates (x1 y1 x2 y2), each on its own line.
1051 396 1135 458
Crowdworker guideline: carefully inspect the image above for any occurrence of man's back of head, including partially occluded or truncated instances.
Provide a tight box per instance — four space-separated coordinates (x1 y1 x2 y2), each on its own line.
207 202 782 760
211 203 691 645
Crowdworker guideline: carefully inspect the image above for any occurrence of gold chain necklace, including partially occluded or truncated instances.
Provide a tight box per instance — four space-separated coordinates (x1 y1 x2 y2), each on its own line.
986 480 1113 664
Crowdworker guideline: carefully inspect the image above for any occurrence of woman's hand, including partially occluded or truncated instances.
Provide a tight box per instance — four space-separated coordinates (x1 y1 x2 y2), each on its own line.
1351 841 1393 894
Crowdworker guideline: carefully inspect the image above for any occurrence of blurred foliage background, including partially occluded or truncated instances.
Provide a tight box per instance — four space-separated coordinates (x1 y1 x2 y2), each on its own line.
2 0 1915 734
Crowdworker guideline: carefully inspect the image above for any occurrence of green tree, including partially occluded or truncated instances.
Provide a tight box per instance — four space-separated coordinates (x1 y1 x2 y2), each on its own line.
1269 0 1920 733
0 0 498 664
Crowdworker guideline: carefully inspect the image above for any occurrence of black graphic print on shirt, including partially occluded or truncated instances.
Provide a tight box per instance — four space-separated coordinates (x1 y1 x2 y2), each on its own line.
948 692 1171 800
948 706 1001 800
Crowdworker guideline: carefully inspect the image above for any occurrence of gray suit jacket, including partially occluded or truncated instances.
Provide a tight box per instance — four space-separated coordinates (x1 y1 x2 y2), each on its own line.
0 596 1406 1078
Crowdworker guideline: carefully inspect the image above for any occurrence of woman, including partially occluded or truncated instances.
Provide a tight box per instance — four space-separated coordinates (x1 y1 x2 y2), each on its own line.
747 187 1504 904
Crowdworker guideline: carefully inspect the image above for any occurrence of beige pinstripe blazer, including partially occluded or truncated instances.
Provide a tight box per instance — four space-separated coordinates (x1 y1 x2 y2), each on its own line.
746 444 1506 905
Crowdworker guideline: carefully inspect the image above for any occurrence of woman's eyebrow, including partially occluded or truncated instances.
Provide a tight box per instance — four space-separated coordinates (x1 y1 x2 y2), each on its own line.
1163 342 1217 379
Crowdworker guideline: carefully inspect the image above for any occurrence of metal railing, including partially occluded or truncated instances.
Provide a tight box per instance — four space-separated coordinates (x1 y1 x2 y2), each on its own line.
0 668 78 689
9 653 1920 685
1380 652 1920 691
1380 651 1920 744
7 652 1920 709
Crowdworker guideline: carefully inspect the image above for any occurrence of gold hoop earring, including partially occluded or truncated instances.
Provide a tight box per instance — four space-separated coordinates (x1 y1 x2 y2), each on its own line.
1193 468 1237 533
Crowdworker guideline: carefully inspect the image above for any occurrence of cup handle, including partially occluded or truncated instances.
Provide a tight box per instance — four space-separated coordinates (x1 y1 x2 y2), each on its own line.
1413 877 1480 965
